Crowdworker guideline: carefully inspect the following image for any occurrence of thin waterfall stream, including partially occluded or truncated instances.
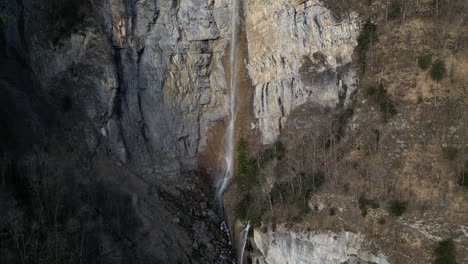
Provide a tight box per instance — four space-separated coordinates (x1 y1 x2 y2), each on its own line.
239 221 251 264
213 0 246 262
215 0 239 202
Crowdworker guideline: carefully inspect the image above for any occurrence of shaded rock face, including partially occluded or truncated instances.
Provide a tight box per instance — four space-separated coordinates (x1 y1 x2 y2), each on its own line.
0 0 234 262
244 0 359 144
24 0 234 178
252 227 390 264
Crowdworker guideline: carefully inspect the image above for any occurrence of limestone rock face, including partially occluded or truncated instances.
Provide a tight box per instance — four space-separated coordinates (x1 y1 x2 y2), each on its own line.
244 0 360 143
24 0 233 178
252 226 390 264
1 0 235 262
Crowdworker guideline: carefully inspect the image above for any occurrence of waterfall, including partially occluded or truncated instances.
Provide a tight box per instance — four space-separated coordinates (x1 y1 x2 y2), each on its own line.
213 0 241 263
239 221 251 264
215 0 239 202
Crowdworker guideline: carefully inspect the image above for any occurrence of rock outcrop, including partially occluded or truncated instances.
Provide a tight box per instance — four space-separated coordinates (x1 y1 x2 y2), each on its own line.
244 0 360 143
0 0 235 262
24 0 235 177
252 226 390 264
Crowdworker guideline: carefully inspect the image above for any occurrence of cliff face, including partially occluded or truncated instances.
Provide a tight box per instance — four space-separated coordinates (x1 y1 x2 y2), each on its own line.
236 0 468 263
27 0 233 176
244 0 359 143
1 0 234 262
1 0 467 263
252 227 389 264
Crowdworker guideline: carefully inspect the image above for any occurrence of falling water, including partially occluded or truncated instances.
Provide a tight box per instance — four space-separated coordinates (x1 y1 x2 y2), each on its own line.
213 0 241 263
215 0 239 202
239 221 251 264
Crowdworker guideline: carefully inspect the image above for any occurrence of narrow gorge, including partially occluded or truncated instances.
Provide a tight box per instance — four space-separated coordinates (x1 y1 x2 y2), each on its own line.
0 0 467 263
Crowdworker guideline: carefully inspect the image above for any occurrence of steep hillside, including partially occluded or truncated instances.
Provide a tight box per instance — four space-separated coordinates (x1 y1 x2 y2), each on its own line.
228 0 468 263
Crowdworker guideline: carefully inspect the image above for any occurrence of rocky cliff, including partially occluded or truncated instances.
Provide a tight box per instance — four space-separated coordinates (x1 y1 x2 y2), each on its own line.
231 0 468 263
252 226 389 264
244 0 359 143
26 0 234 176
1 0 467 263
1 0 235 262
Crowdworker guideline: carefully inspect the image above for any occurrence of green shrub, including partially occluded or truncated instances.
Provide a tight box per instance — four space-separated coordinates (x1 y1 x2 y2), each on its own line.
270 183 286 205
237 138 249 170
237 138 259 185
358 196 380 217
367 84 397 118
434 238 457 264
417 96 423 103
302 171 325 198
294 195 310 220
329 207 336 216
235 194 265 227
376 85 396 115
270 170 325 221
357 20 377 52
250 212 262 228
378 218 386 225
444 147 458 161
370 201 380 209
418 54 432 70
458 171 468 189
388 1 402 19
344 107 354 118
312 172 325 188
358 196 367 216
274 141 286 160
357 20 377 71
430 60 446 81
235 195 250 220
379 95 397 117
367 86 377 96
387 200 407 217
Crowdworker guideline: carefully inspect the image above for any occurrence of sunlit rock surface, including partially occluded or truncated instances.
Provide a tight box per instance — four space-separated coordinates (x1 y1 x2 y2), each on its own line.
252 226 390 264
244 0 360 143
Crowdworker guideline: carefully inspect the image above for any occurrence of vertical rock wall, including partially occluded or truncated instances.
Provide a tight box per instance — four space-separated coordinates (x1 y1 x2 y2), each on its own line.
252 226 390 264
243 0 360 144
0 0 236 262
24 0 234 178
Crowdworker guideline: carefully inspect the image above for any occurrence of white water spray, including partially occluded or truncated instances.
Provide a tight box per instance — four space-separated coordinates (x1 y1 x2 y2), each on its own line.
239 221 251 264
215 0 239 202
